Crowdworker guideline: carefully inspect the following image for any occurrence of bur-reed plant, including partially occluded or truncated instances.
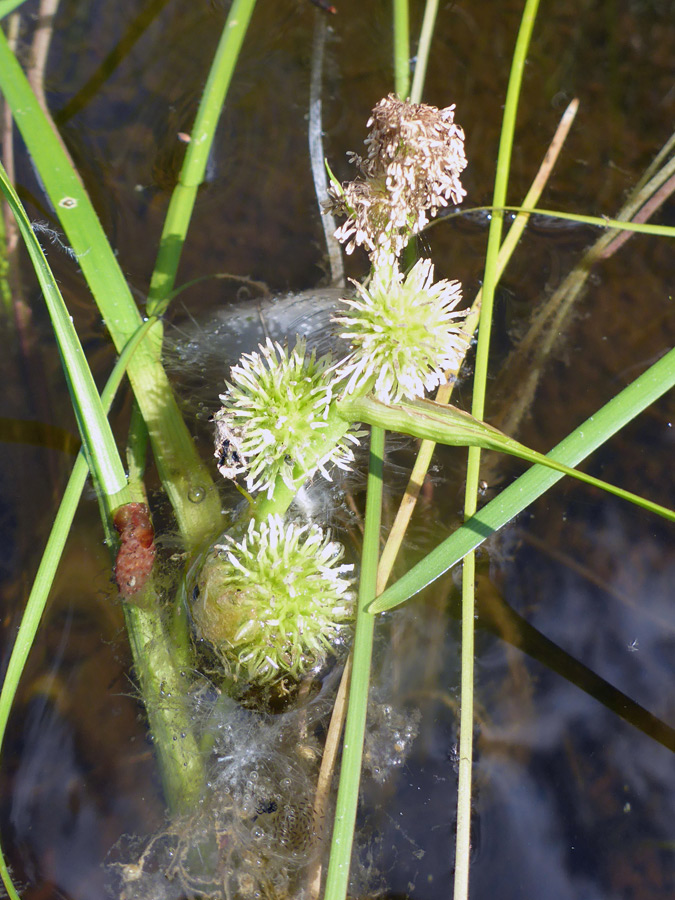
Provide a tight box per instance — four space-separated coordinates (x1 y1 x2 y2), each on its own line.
0 2 673 900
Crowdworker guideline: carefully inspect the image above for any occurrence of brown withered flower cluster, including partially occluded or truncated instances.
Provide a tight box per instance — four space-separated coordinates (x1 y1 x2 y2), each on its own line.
329 94 467 265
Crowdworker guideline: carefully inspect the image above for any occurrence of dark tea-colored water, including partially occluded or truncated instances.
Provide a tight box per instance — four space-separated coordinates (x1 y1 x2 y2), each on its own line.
1 1 674 898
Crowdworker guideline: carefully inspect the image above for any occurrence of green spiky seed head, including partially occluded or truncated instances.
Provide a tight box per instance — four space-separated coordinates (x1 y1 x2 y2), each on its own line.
192 515 355 685
214 338 358 499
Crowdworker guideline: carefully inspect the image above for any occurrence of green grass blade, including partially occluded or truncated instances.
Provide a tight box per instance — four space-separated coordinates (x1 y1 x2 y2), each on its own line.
0 315 160 900
470 0 541 425
0 842 20 897
0 28 141 340
0 29 221 547
0 317 158 760
489 206 675 239
0 161 128 502
0 0 27 19
0 451 88 893
455 2 540 895
146 0 258 316
392 0 410 99
0 454 87 900
323 427 384 900
370 344 675 614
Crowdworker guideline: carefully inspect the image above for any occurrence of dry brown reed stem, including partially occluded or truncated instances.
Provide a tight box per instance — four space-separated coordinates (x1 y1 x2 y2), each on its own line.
598 171 675 259
26 0 80 176
28 0 61 113
2 9 67 490
1 16 19 259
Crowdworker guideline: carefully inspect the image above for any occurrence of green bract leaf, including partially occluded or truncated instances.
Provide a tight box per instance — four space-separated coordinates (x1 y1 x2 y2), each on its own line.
364 344 675 614
338 393 675 524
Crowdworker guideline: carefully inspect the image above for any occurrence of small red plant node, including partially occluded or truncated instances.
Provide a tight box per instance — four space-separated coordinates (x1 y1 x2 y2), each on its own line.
113 502 156 598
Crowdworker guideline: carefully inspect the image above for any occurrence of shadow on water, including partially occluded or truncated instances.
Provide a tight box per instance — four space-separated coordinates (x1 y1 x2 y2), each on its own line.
1 0 674 898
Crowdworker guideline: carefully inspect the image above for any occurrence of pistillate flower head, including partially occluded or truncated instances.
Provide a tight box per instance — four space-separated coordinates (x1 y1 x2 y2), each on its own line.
334 258 469 403
214 338 358 498
192 515 354 685
329 94 467 265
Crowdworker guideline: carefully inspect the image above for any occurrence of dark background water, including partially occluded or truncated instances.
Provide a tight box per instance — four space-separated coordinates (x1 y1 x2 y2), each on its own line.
1 0 674 898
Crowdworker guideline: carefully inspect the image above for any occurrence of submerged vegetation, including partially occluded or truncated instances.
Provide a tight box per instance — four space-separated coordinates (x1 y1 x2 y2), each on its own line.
0 2 674 900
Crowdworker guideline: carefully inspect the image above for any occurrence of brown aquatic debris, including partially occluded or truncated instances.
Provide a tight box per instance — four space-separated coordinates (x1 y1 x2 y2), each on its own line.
113 502 156 598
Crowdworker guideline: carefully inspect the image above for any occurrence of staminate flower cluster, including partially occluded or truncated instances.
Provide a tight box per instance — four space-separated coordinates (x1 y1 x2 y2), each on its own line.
334 258 469 403
214 338 358 498
329 94 467 265
192 515 354 685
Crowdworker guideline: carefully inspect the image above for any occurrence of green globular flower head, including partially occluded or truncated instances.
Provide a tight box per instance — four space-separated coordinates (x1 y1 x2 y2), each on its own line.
334 258 469 403
192 515 355 685
214 338 358 499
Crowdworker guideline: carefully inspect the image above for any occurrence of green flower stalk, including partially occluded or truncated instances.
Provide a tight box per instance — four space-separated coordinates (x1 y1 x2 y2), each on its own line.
213 97 471 503
334 258 469 403
192 514 355 685
213 338 359 499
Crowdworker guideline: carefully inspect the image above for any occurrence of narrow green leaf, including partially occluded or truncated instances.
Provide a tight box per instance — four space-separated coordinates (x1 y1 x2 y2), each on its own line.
502 205 675 239
0 161 128 502
451 205 675 240
0 316 160 900
146 0 258 316
339 394 675 523
0 0 28 19
0 28 221 547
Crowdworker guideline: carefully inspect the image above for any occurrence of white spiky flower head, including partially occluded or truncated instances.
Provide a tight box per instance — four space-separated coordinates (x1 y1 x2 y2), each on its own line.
334 258 469 403
214 338 359 498
192 515 354 685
